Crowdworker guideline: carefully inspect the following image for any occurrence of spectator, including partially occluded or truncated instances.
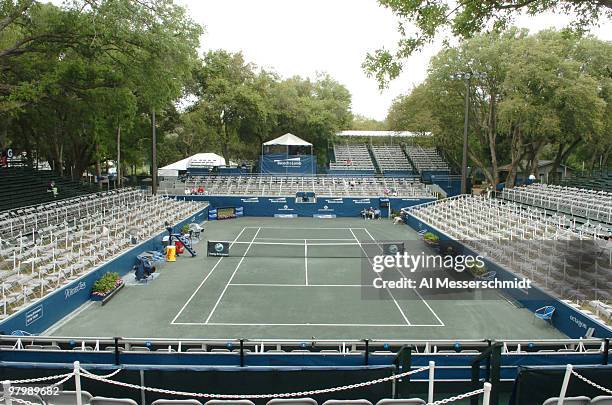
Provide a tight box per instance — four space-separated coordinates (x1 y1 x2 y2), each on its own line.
184 188 191 195
197 186 204 194
374 208 381 219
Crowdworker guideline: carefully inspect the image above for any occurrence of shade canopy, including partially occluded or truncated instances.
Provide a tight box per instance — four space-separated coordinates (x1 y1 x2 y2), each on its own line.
263 133 312 147
158 153 226 177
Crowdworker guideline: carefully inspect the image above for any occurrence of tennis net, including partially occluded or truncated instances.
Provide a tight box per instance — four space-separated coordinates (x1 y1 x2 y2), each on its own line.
207 241 404 258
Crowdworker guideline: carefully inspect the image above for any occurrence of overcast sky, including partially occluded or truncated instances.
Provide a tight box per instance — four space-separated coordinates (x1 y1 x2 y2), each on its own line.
175 0 611 121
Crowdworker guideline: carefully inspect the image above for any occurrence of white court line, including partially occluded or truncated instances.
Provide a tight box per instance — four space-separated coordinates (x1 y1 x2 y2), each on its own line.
304 240 308 286
204 227 261 324
170 226 247 325
245 227 366 230
229 283 369 287
256 238 356 241
363 228 445 327
349 228 411 326
173 322 443 327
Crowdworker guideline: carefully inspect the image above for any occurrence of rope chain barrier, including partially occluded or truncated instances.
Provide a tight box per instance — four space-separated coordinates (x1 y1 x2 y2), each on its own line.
570 369 612 395
1 365 488 404
426 388 485 405
79 365 431 399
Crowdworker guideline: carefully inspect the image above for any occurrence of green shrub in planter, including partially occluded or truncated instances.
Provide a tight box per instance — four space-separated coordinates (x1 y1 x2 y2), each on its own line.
181 224 190 234
92 272 122 299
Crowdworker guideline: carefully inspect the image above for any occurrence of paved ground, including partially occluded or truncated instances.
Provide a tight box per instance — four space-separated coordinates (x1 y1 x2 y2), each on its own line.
46 217 565 340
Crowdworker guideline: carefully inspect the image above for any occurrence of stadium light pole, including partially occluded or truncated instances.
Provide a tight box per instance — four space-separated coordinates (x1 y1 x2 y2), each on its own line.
452 71 485 195
151 108 157 195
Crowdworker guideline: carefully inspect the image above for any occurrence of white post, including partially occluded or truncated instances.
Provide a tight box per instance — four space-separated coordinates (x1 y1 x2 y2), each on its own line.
482 382 492 405
428 361 435 404
74 361 83 405
3 380 12 405
557 364 573 405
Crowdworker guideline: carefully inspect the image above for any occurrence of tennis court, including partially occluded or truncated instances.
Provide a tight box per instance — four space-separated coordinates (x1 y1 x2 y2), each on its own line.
46 217 566 339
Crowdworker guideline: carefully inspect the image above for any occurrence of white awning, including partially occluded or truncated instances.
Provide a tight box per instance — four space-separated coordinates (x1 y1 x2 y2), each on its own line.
263 133 312 146
158 153 226 176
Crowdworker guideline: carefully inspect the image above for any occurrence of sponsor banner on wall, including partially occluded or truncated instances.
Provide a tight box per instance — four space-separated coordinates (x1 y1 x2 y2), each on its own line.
260 154 316 175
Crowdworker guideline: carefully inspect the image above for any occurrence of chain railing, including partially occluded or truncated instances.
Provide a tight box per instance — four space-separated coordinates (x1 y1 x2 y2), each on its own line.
0 361 493 405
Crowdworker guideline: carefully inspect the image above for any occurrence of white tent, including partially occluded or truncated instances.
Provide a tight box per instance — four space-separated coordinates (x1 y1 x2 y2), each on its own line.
158 153 226 177
263 133 312 146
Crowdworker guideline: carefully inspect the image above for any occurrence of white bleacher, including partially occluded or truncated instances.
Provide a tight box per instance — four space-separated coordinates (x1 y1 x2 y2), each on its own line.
406 195 611 307
405 146 450 172
0 189 204 318
502 184 612 224
168 176 435 198
329 144 374 171
370 145 413 172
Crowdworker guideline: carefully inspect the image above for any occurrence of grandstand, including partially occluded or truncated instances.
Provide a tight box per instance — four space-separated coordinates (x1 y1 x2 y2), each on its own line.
405 195 611 316
165 175 434 197
405 146 450 173
370 145 414 174
556 171 612 193
502 184 611 224
329 143 375 172
0 189 204 318
0 167 98 212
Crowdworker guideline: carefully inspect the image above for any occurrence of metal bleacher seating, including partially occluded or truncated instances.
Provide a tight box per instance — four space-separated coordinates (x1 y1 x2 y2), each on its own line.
0 189 203 318
0 167 99 212
166 176 434 198
502 184 612 224
329 144 375 171
369 145 414 173
405 195 612 311
404 146 450 173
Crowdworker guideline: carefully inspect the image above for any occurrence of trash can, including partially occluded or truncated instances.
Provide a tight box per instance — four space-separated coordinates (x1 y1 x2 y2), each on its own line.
175 240 185 255
166 245 176 262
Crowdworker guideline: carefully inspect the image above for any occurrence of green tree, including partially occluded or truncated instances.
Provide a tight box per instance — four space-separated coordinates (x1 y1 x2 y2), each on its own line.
363 0 611 88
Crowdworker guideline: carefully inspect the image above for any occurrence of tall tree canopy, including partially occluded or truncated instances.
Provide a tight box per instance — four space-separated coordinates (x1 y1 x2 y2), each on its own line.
1 0 202 178
387 29 611 187
364 0 612 88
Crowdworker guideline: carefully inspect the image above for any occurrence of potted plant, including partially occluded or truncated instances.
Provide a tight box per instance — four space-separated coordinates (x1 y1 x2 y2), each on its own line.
181 224 190 236
91 272 124 301
423 232 440 247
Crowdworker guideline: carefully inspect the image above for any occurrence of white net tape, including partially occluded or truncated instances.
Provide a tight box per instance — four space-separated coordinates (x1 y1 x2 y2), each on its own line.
79 365 431 399
570 369 612 395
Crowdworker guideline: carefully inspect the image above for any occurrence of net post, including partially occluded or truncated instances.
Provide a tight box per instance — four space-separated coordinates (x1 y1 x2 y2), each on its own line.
490 343 502 405
557 364 573 405
2 380 12 405
428 361 435 403
603 338 609 365
74 361 83 405
364 339 369 366
483 382 492 405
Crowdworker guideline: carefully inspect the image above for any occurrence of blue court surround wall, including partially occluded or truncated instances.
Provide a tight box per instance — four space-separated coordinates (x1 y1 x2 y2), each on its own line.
0 207 209 335
177 196 435 218
403 208 612 340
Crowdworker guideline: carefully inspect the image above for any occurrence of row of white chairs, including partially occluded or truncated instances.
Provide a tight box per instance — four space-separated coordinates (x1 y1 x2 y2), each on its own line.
502 184 612 224
165 176 434 198
406 196 612 306
0 192 204 317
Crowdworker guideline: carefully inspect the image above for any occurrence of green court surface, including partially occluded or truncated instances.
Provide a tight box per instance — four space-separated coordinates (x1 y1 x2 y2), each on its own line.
46 217 566 340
